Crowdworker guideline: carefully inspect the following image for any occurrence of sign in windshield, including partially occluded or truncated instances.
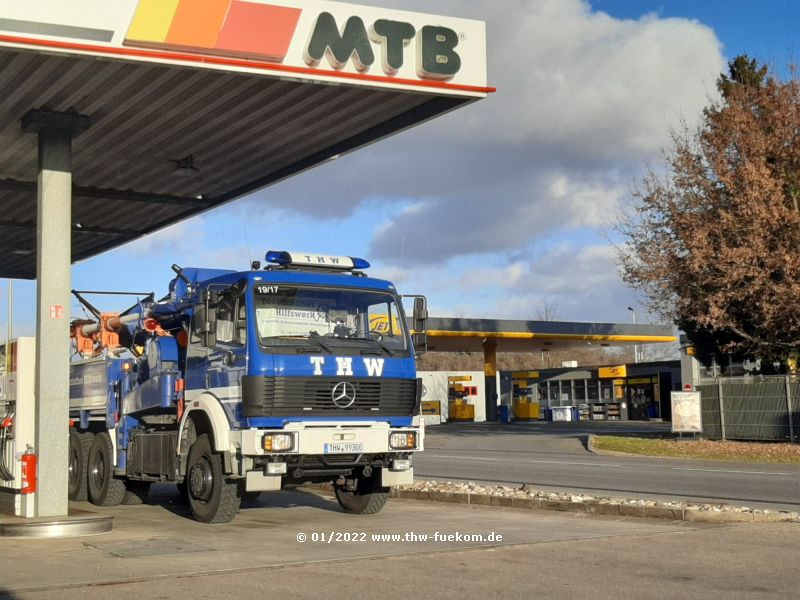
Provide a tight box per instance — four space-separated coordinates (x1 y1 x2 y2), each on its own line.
254 285 408 354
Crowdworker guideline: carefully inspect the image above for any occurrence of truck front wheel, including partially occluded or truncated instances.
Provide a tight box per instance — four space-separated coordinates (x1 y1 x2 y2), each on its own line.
334 473 389 514
186 434 240 523
87 432 126 506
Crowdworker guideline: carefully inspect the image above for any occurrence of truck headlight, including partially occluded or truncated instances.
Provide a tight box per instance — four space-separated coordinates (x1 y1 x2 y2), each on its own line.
263 433 295 452
389 431 417 450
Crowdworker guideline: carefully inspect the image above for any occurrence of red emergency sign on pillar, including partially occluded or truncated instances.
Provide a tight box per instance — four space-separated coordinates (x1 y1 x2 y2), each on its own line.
49 304 63 319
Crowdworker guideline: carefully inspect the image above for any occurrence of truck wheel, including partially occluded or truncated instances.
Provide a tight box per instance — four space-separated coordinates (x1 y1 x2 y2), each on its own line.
67 429 91 501
334 474 389 514
176 481 188 501
87 432 126 506
186 434 240 523
243 491 262 504
122 481 152 505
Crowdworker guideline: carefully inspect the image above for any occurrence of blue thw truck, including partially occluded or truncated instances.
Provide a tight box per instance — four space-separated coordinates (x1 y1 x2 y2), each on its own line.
66 251 426 522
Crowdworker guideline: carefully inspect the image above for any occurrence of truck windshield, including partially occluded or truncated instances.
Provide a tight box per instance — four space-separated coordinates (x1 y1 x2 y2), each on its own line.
254 284 409 355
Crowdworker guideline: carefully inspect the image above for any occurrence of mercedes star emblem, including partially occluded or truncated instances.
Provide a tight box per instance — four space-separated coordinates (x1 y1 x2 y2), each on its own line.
332 381 357 408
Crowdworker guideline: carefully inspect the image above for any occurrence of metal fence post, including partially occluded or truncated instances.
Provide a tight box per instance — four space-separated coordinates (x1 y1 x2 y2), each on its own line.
786 375 795 443
718 379 726 441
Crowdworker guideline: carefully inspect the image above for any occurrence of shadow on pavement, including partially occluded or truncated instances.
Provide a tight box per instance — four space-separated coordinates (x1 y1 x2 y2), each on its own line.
142 484 343 521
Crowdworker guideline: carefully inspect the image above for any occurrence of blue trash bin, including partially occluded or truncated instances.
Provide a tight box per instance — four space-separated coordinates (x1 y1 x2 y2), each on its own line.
498 405 510 423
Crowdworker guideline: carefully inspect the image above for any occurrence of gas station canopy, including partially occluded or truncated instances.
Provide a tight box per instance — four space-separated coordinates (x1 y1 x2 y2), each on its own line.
0 0 492 278
425 318 677 353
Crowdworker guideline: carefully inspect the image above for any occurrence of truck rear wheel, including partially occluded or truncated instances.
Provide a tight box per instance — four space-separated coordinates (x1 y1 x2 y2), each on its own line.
122 481 152 505
334 474 389 514
67 429 92 501
186 434 240 523
87 432 126 506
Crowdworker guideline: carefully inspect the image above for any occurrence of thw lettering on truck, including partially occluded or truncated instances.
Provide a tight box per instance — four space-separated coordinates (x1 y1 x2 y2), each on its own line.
310 357 385 377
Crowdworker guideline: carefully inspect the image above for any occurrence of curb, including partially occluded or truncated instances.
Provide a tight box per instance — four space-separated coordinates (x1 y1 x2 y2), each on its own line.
305 483 799 524
386 488 798 524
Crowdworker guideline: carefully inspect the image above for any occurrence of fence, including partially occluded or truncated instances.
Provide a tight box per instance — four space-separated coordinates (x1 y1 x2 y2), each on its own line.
698 376 800 442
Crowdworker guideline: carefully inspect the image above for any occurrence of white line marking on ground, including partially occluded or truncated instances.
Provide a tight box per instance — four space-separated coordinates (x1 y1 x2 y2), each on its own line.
670 467 790 476
424 454 623 468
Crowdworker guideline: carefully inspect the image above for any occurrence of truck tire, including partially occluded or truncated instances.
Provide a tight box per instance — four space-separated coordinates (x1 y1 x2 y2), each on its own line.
87 432 126 506
122 481 152 505
67 429 91 501
243 491 262 504
334 475 389 514
176 481 188 501
186 434 240 523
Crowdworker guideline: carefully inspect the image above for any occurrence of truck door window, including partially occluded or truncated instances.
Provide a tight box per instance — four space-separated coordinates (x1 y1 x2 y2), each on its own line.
235 302 247 345
216 294 247 348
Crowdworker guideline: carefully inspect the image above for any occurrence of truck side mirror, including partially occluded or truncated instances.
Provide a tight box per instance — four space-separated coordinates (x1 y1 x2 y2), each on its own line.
411 296 428 353
412 332 427 353
201 289 218 347
413 297 428 332
230 278 248 299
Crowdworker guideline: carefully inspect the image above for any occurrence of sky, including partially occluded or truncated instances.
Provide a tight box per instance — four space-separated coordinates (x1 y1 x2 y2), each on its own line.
3 0 800 337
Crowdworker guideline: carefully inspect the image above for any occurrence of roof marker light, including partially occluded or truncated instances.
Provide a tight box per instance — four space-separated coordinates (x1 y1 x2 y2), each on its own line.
264 250 370 271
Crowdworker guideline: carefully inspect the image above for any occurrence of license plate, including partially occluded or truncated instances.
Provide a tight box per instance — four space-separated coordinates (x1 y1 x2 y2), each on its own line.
323 442 365 454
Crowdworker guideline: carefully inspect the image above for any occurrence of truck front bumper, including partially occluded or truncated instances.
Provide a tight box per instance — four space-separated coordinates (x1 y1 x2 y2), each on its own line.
233 421 424 456
232 422 421 490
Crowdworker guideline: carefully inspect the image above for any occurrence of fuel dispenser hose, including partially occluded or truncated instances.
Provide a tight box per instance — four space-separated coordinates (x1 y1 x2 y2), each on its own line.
0 409 13 481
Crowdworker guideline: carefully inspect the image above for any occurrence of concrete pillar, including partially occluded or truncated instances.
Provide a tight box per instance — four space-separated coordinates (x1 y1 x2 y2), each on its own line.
22 109 90 518
483 339 497 422
680 352 701 390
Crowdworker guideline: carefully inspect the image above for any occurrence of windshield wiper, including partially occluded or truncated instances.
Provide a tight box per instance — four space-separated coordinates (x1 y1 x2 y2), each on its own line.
307 332 333 353
261 334 332 354
349 334 396 357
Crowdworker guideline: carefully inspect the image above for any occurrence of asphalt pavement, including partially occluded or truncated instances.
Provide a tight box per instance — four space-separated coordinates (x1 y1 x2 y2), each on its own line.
416 421 800 511
2 488 800 600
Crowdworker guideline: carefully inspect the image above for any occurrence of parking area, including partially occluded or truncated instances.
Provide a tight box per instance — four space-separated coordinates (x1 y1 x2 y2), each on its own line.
1 486 799 600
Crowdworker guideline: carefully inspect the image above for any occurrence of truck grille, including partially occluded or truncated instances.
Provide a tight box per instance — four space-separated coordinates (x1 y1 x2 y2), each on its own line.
242 376 421 418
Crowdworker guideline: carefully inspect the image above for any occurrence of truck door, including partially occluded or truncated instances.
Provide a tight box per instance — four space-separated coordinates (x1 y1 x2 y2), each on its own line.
207 292 247 391
185 286 247 402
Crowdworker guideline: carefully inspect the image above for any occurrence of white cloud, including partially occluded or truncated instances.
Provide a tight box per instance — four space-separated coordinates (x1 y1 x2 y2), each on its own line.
448 243 645 322
243 0 723 267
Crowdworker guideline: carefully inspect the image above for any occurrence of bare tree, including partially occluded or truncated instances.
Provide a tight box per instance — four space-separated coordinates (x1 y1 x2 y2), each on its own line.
618 56 800 361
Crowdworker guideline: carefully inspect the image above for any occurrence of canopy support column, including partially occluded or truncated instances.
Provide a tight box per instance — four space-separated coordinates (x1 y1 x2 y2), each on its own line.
483 339 497 422
22 109 91 517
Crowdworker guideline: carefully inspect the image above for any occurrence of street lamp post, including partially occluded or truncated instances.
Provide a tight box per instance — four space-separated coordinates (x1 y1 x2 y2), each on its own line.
627 306 638 364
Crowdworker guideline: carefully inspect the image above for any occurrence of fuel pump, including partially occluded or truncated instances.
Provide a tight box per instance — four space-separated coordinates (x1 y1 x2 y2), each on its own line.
0 338 37 517
448 375 476 421
511 371 540 420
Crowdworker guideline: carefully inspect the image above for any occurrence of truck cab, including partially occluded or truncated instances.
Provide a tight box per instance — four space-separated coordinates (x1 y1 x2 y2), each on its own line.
167 251 426 521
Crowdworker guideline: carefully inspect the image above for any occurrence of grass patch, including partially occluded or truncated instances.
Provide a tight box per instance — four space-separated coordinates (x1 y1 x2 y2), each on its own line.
592 435 800 463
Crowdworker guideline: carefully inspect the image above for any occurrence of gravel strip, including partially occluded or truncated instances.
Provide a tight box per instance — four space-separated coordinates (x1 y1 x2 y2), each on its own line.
379 480 800 523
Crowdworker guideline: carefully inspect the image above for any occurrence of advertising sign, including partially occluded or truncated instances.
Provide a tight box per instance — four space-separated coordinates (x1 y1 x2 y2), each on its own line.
671 391 703 433
0 0 490 96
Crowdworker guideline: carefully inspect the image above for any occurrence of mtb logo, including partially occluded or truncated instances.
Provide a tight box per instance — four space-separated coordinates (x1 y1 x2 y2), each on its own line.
124 2 462 82
304 12 461 81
